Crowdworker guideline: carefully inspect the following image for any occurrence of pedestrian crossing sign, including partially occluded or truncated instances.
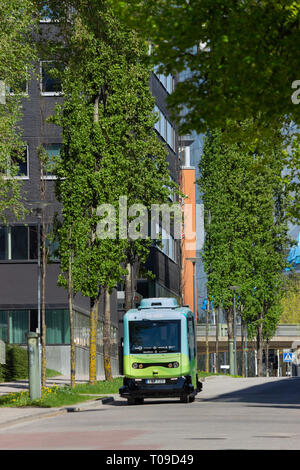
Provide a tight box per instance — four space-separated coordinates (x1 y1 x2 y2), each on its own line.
283 352 293 362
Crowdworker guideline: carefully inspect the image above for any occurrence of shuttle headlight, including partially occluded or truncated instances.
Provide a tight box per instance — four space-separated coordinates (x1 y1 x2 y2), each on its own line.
132 363 138 369
173 362 179 368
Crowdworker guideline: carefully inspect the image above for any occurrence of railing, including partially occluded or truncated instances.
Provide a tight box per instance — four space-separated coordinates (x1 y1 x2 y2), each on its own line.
196 324 300 338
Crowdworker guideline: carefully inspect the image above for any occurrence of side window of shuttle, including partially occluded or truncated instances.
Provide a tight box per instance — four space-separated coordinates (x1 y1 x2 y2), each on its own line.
187 319 195 360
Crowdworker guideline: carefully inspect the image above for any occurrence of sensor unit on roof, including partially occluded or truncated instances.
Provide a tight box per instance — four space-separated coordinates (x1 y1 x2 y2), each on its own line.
138 298 179 309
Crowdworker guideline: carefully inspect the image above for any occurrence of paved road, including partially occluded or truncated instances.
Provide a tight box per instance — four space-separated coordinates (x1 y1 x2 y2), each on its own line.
1 376 300 450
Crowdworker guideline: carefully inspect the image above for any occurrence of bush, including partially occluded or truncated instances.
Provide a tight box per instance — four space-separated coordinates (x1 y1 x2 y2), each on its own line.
0 363 5 382
3 345 28 381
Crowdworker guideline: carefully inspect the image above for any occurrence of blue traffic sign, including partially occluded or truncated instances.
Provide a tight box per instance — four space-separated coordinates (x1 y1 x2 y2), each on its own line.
283 352 293 362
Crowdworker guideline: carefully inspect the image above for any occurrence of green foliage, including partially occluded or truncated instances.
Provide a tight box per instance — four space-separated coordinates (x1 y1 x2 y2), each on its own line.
198 122 291 341
109 0 300 224
0 0 38 223
45 1 173 298
109 0 300 137
0 378 123 407
0 364 5 382
281 275 300 323
4 345 28 381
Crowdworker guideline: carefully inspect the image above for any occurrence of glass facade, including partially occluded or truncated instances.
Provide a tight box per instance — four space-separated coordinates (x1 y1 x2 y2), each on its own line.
153 68 175 94
0 225 37 260
0 308 118 357
43 143 61 177
41 61 63 94
0 311 8 341
0 224 59 261
0 309 69 345
154 105 176 151
74 311 90 349
46 309 70 344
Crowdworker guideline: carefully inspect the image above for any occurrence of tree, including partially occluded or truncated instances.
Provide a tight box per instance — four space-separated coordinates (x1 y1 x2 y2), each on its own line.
281 275 300 324
48 1 173 382
109 0 300 136
109 0 300 223
0 0 38 222
198 123 291 376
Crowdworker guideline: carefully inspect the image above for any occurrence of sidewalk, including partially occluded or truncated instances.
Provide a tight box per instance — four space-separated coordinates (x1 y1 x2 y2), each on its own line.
0 375 116 429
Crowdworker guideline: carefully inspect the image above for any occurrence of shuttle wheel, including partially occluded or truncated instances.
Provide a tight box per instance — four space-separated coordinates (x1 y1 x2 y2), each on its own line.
180 394 195 403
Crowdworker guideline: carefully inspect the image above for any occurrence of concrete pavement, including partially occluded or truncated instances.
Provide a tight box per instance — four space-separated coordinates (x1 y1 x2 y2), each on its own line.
0 375 116 429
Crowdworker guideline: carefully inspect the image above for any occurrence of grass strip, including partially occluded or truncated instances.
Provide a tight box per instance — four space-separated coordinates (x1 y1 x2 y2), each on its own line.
0 377 122 408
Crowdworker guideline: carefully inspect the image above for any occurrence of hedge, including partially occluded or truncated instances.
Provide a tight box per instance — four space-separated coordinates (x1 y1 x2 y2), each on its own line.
0 344 28 382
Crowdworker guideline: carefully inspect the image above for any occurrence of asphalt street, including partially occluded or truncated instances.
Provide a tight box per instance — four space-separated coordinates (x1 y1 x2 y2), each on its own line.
0 375 300 450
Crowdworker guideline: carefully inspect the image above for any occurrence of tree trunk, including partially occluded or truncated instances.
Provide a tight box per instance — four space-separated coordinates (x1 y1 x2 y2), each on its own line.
124 262 132 312
266 340 269 377
256 315 264 377
205 298 209 372
227 306 234 375
103 288 113 381
241 321 245 378
41 210 47 388
89 294 100 385
68 235 75 388
89 93 100 386
215 307 219 373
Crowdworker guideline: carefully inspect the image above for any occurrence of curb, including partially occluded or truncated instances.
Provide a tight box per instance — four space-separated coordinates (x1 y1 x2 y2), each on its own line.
0 408 67 430
66 395 115 412
0 396 115 429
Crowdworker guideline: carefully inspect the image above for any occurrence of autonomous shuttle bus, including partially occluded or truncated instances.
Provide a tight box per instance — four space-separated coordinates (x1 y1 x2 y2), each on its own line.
119 297 202 405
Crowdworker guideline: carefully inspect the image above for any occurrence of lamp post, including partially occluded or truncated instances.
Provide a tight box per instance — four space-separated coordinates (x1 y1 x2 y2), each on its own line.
28 201 51 389
186 257 202 323
229 285 240 376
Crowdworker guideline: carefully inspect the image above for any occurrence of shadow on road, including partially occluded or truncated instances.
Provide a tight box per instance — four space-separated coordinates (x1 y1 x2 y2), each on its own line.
199 377 300 408
109 398 183 407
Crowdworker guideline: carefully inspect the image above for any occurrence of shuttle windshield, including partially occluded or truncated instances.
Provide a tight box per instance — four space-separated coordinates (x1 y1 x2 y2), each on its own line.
129 319 181 354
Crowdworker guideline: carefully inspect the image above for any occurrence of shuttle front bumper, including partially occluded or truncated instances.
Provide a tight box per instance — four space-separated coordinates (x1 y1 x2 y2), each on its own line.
119 376 202 400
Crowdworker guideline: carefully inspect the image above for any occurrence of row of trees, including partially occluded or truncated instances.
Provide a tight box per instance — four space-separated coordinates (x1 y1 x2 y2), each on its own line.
198 124 292 376
43 1 174 385
107 0 300 376
1 1 299 381
0 1 174 386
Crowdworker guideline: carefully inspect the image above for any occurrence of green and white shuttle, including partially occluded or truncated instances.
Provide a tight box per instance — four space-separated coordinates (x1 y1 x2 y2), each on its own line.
119 297 202 405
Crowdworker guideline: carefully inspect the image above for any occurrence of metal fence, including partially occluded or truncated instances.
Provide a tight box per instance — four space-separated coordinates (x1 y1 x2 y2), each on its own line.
196 324 300 337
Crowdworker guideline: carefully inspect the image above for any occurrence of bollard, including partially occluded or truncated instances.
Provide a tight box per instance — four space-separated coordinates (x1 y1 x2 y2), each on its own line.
27 332 41 400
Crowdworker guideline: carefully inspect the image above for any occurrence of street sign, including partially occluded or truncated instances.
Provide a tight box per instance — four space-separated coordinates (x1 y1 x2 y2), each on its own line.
283 352 293 363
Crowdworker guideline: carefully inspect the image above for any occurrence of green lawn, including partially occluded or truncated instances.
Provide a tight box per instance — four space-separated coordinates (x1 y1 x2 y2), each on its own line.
0 373 241 408
0 377 123 408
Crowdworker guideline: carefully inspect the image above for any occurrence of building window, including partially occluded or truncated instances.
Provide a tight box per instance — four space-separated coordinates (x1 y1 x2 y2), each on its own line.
0 311 8 342
40 61 63 95
42 143 61 178
0 225 59 261
155 222 177 263
154 105 175 151
0 225 38 260
74 311 90 349
0 227 8 260
46 309 70 344
7 80 28 96
6 145 29 178
0 309 70 345
154 67 175 94
11 226 28 260
9 310 29 344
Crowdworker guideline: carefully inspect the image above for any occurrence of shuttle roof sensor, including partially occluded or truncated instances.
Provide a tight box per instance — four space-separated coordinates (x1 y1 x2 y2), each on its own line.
138 298 179 309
